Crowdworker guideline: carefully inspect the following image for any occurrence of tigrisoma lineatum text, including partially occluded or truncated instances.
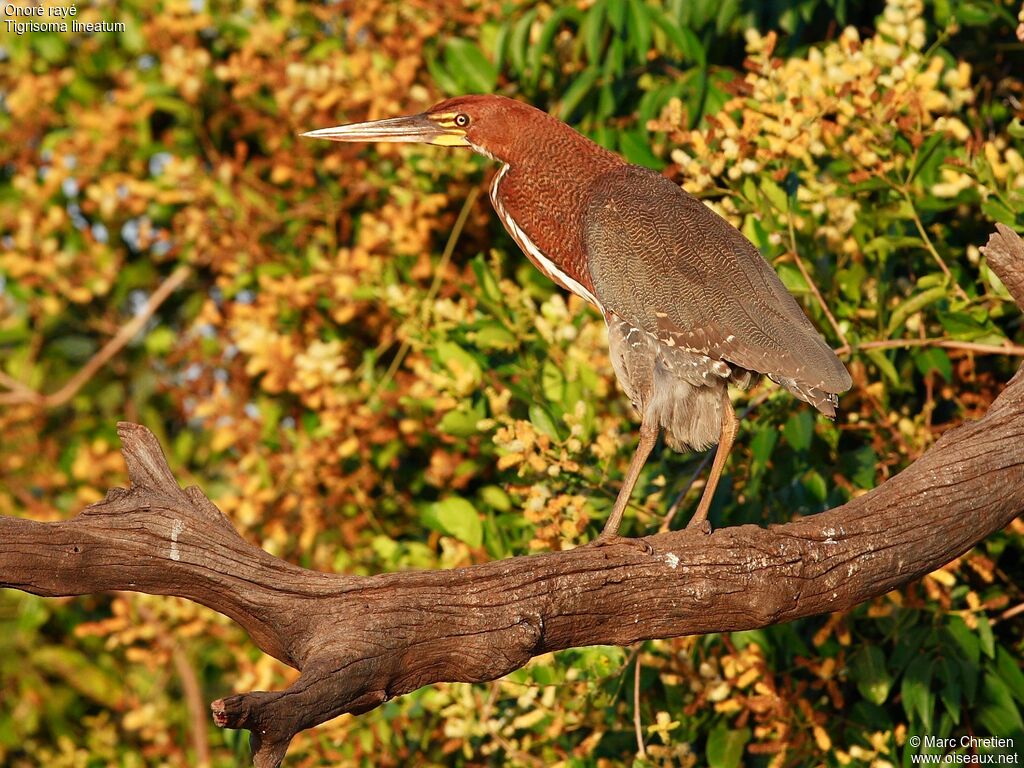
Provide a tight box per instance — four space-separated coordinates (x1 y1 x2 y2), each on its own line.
303 95 851 544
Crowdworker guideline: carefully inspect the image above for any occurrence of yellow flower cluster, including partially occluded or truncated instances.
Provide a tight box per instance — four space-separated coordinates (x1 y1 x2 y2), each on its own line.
521 487 590 551
835 729 902 767
650 0 997 253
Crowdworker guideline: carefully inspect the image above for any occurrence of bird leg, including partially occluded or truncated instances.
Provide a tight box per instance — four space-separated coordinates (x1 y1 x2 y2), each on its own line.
686 392 738 532
591 417 660 547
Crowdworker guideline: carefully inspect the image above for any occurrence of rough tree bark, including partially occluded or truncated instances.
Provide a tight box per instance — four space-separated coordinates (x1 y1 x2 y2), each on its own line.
2 225 1023 767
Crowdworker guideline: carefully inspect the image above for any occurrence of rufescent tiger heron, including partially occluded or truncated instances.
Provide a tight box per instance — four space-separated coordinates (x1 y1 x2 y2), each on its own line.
303 95 851 543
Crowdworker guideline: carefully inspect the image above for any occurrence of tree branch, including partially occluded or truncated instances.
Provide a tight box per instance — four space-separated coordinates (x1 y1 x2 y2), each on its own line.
2 229 1023 766
0 265 191 408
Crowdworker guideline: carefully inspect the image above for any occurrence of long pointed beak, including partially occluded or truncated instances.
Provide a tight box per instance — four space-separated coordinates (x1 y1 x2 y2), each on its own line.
301 113 468 147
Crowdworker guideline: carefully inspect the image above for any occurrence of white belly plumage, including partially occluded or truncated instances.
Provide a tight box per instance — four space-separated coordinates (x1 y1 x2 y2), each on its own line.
489 164 600 307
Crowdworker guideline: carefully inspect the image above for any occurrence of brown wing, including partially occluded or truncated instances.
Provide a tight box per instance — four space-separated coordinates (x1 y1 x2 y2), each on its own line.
584 165 851 397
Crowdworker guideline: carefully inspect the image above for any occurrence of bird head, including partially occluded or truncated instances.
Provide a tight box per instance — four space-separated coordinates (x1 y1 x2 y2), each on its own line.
302 94 552 164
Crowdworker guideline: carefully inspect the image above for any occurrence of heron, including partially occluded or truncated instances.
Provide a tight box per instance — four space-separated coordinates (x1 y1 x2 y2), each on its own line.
303 95 851 544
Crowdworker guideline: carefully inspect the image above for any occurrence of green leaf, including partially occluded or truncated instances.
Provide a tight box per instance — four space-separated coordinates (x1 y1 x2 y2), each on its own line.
14 597 50 633
531 6 582 77
776 263 808 293
582 0 607 62
959 657 981 705
908 132 946 183
886 283 948 336
706 724 750 768
144 325 176 356
802 469 827 502
729 629 768 651
866 348 901 388
844 445 878 489
479 485 512 513
851 646 892 706
529 403 560 440
913 348 952 381
119 17 146 54
749 426 777 476
626 0 652 59
31 32 68 63
558 69 600 121
983 262 1012 299
444 39 498 93
836 265 866 304
938 657 962 722
901 656 935 729
864 235 926 255
619 129 664 169
558 646 628 681
982 198 1018 228
648 6 705 64
508 9 538 75
760 178 789 214
472 322 517 351
937 310 989 340
977 673 1024 738
31 647 123 707
945 615 981 665
438 399 486 437
976 614 995 658
606 0 627 30
425 53 460 96
714 0 740 35
488 21 509 72
604 36 625 79
959 2 997 25
437 341 482 385
52 335 98 362
782 410 813 452
470 254 504 306
995 647 1024 705
424 497 483 548
542 359 565 402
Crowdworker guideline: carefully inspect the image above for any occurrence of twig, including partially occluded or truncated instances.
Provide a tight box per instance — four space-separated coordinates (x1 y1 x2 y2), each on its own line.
172 642 212 767
0 265 192 408
902 189 970 302
1000 602 1024 622
660 454 714 532
489 730 545 768
375 186 481 396
0 370 39 400
421 186 482 326
137 603 211 767
633 651 647 759
840 337 1024 357
786 210 849 353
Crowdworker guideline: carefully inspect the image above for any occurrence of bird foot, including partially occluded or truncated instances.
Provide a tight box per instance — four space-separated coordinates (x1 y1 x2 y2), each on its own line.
685 517 712 535
588 532 654 555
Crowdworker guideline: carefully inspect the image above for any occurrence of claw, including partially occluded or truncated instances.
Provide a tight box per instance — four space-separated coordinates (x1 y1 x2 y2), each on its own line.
588 532 654 555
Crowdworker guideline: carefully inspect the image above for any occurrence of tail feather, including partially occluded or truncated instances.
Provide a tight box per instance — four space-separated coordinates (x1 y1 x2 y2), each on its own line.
769 374 839 418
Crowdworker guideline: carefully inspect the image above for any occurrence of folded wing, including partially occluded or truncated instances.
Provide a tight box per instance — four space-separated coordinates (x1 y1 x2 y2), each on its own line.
584 165 851 413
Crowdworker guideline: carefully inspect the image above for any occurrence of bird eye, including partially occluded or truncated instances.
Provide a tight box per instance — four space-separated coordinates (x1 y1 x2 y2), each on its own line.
454 113 470 128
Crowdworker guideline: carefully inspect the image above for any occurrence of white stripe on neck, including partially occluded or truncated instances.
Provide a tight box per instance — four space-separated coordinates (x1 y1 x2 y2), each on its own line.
489 164 600 308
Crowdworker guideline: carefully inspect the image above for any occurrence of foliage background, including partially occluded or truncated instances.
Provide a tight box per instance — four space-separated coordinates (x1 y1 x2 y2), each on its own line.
1 0 1023 765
